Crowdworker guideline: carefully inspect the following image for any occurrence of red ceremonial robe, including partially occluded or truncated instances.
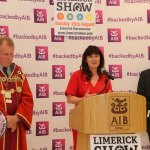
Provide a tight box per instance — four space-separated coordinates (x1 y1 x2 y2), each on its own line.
0 64 33 150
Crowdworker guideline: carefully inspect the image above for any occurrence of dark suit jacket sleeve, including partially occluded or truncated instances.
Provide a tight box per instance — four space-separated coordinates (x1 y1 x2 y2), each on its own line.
137 71 150 133
137 71 145 96
137 71 150 110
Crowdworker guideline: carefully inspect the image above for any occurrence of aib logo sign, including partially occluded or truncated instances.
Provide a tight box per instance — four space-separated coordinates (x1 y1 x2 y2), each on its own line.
96 10 103 24
34 9 47 23
51 28 64 42
36 84 49 98
109 65 122 78
36 121 49 136
111 98 128 114
52 102 65 116
0 26 9 36
35 46 48 61
52 139 65 150
106 0 120 6
109 96 130 131
50 0 54 5
147 10 150 23
52 65 65 79
148 46 150 60
108 28 121 42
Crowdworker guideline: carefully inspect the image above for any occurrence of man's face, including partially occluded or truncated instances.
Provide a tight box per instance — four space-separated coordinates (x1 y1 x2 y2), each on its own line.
0 41 14 67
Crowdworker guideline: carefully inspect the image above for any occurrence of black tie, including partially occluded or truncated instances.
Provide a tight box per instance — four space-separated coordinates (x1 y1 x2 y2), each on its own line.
3 67 8 77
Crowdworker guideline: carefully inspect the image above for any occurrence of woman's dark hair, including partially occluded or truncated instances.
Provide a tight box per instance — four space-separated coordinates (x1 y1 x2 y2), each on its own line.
80 45 104 80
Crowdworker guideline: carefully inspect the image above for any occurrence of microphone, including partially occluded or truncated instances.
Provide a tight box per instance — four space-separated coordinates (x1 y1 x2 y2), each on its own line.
101 68 115 80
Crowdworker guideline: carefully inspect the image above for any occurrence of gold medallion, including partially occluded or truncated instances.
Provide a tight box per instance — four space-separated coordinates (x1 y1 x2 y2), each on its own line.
5 91 11 99
10 89 15 93
16 87 22 93
1 89 15 103
2 77 6 82
5 99 12 103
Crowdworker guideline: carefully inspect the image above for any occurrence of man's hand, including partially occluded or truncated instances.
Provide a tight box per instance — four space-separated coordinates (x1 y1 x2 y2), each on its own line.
11 124 18 133
6 114 19 132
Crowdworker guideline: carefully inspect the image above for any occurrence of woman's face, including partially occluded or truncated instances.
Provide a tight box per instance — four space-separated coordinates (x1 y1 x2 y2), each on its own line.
86 53 100 70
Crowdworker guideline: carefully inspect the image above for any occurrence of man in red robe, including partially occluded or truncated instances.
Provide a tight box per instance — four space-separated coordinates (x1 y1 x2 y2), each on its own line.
0 36 34 150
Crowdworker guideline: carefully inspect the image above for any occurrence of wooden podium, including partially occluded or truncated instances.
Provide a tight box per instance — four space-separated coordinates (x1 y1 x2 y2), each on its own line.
69 92 146 150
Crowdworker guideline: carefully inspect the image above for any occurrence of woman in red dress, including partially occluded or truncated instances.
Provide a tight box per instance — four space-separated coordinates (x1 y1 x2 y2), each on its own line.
65 45 112 150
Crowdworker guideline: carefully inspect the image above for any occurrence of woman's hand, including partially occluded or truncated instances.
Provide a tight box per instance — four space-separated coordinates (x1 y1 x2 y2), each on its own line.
83 90 97 100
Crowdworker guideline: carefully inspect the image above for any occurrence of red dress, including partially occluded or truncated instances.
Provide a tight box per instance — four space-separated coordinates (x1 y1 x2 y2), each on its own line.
65 70 112 150
0 64 33 150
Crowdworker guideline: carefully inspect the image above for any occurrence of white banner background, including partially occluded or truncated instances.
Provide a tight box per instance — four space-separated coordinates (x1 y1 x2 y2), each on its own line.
0 0 150 149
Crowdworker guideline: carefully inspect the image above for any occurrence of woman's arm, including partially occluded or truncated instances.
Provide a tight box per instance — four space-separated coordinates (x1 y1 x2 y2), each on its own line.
67 95 82 105
67 91 97 105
